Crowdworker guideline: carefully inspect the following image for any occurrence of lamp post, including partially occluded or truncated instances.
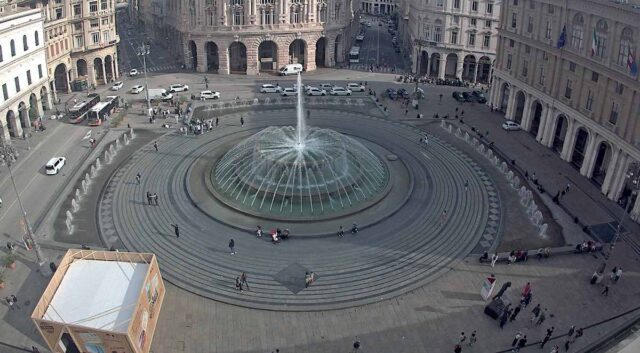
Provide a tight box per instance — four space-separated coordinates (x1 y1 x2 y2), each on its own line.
136 43 151 115
0 143 46 265
610 162 640 254
413 27 427 94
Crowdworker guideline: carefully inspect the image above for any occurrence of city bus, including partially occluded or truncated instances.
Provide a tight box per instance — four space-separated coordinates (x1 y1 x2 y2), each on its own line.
349 47 360 63
87 96 119 126
68 94 100 124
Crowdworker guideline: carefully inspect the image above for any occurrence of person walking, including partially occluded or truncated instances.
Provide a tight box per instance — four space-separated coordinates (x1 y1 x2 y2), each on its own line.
454 344 462 353
614 267 622 282
229 239 236 254
216 117 219 127
136 173 141 185
458 332 467 344
440 210 448 225
338 225 344 237
10 294 19 309
493 281 512 300
146 191 152 206
510 304 522 321
514 335 527 352
170 224 180 238
550 345 559 353
153 141 159 152
235 276 243 291
500 308 510 329
530 304 541 323
602 285 610 296
567 326 575 340
536 309 547 326
5 296 14 310
240 272 250 290
240 116 245 127
540 327 554 349
512 331 522 347
522 282 532 297
491 252 499 267
464 180 469 192
467 331 477 346
152 193 159 206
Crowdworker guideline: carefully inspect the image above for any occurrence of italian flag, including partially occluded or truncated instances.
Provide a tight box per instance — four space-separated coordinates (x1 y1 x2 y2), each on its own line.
591 28 597 57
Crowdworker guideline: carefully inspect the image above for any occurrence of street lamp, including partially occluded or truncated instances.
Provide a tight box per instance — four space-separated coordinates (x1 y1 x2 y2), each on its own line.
610 162 640 254
0 143 46 265
136 43 151 114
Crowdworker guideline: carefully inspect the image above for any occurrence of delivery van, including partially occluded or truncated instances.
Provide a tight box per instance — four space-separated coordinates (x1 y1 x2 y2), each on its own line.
278 64 303 76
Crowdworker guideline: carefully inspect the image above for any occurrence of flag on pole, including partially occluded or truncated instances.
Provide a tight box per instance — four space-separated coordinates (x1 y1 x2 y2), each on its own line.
557 25 566 48
591 28 597 57
628 46 638 76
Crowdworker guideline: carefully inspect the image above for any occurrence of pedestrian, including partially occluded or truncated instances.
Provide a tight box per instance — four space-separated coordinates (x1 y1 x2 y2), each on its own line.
10 294 19 309
522 282 532 297
153 193 159 206
514 335 527 352
493 281 512 300
136 173 141 185
146 191 152 206
512 331 522 347
439 93 443 103
536 309 547 326
550 345 559 353
353 337 361 351
540 335 551 349
229 239 236 254
307 109 311 119
602 285 609 296
464 180 469 191
241 272 249 290
459 332 467 344
31 346 40 353
154 141 159 152
5 296 14 310
170 223 180 238
610 266 618 280
572 328 583 343
216 117 219 127
500 309 510 329
565 183 570 193
510 304 522 321
468 330 477 346
567 325 575 339
491 252 499 267
440 210 448 225
235 276 243 291
530 304 541 323
405 108 409 115
338 225 344 237
614 267 622 282
240 115 244 127
454 344 462 353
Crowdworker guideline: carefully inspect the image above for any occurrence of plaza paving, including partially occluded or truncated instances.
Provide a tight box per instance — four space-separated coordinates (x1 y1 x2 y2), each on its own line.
1 71 639 353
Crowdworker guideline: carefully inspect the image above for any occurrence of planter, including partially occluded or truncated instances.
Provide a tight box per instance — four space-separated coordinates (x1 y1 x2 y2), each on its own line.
7 262 16 269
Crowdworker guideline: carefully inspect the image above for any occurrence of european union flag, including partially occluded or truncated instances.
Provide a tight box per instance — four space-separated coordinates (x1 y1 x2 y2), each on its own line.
557 25 566 48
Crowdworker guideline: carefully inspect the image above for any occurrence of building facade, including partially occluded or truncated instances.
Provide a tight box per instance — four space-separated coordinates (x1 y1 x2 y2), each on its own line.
27 0 120 95
398 0 500 83
358 0 398 15
142 0 354 75
0 5 51 144
489 0 640 219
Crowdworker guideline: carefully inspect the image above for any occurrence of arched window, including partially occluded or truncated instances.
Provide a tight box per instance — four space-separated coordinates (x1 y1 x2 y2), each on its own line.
593 19 608 58
260 0 275 24
571 14 583 50
317 0 327 23
617 27 634 68
334 3 341 20
10 40 16 56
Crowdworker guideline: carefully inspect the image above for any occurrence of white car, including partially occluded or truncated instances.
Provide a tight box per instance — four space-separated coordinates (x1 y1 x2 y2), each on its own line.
330 87 352 96
169 84 189 92
347 83 365 92
502 120 521 131
129 69 139 76
45 157 66 175
111 81 124 91
319 83 334 91
200 90 220 100
130 85 145 94
306 87 327 96
260 84 282 93
281 87 297 96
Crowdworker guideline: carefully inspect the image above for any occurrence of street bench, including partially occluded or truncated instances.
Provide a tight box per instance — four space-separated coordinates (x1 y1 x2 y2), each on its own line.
478 243 605 264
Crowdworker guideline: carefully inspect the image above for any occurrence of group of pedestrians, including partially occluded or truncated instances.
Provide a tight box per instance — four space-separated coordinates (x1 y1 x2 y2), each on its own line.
146 191 159 206
235 272 249 291
4 295 19 310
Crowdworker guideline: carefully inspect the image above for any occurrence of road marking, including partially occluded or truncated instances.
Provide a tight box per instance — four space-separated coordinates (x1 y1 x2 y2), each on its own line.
83 130 92 140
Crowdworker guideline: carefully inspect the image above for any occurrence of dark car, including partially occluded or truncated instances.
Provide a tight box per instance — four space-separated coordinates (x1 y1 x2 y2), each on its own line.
452 91 465 102
397 88 410 99
462 92 474 102
395 47 401 53
385 88 398 100
471 90 487 103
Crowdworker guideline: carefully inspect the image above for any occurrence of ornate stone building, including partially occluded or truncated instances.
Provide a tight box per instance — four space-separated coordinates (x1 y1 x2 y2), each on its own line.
398 0 500 83
357 0 398 15
143 0 354 75
489 0 640 219
27 0 120 95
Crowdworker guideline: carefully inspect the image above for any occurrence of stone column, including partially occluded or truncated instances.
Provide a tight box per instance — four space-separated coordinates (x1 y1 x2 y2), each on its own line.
539 106 554 145
247 42 259 75
219 46 230 74
438 57 446 79
607 153 629 201
101 61 107 84
305 40 316 71
505 88 517 119
520 95 533 131
489 77 500 108
580 133 599 177
44 85 53 111
113 52 119 79
197 40 207 73
601 147 621 196
631 191 640 222
66 70 73 92
473 63 479 83
455 56 464 80
0 118 10 144
88 62 96 87
560 120 577 162
326 36 335 67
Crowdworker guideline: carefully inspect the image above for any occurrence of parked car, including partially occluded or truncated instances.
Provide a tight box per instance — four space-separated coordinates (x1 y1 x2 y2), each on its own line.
169 83 189 92
397 88 410 99
319 83 334 91
200 90 220 100
462 92 474 102
452 91 465 102
471 91 487 103
306 87 327 96
347 83 366 92
385 88 398 100
130 85 145 94
329 87 352 96
281 87 297 96
45 157 66 175
111 81 124 91
502 120 522 131
129 69 139 76
260 84 282 93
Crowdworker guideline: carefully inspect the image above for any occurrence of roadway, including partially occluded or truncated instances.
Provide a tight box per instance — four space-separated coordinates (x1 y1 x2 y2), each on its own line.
350 14 406 72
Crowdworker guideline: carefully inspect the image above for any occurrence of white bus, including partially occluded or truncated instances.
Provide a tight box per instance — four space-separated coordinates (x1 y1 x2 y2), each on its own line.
87 96 118 126
349 47 360 63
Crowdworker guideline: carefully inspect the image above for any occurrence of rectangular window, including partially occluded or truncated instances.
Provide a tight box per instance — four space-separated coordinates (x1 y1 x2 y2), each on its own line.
14 77 20 92
483 34 490 47
595 34 606 58
73 4 81 16
471 1 478 11
509 39 515 47
101 0 108 10
569 62 576 72
538 67 545 85
585 90 594 111
453 0 460 9
609 102 619 124
615 82 624 95
38 64 43 78
545 22 552 39
74 35 83 48
27 70 32 85
74 23 82 31
470 18 477 27
486 3 493 14
436 0 443 7
485 20 491 28
522 60 528 77
511 12 517 28
513 0 519 5
548 4 554 13
92 32 100 44
591 72 599 82
564 80 573 99
571 26 583 49
525 45 531 54
453 16 460 25
527 16 533 33
468 32 476 46
90 1 98 12
102 31 109 42
55 7 63 19
90 20 99 28
2 84 7 101
101 18 109 25
434 27 442 42
506 54 512 70
450 31 458 44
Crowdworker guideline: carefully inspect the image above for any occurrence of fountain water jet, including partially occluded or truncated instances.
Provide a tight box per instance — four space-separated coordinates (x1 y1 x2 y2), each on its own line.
71 198 80 213
65 211 74 234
